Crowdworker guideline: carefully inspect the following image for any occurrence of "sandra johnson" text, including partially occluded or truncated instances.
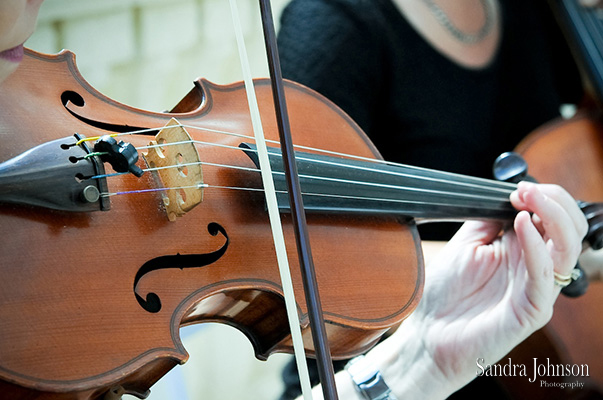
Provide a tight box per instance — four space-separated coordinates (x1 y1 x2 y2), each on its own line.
476 358 589 383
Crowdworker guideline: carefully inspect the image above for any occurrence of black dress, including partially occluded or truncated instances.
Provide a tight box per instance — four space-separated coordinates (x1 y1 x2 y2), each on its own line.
276 0 583 398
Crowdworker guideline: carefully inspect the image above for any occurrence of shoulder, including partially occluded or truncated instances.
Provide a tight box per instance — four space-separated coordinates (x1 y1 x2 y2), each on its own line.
278 0 399 66
277 0 399 133
281 0 381 18
278 0 394 85
279 0 392 37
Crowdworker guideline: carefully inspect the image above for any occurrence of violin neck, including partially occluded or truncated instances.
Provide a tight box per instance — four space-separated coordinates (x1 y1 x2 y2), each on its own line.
549 0 603 102
242 144 517 222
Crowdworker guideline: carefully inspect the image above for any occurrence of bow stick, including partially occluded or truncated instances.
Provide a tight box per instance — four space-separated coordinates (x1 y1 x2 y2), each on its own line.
229 1 338 398
257 1 339 399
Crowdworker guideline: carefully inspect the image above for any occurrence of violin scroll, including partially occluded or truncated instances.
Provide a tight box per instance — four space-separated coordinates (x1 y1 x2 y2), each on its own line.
579 201 603 250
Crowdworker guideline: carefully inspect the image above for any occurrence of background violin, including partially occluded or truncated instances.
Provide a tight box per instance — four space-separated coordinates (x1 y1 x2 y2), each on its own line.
533 0 603 391
482 1 603 398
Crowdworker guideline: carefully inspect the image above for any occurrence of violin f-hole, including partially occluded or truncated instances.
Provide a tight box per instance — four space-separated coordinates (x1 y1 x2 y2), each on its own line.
133 222 230 313
61 89 154 134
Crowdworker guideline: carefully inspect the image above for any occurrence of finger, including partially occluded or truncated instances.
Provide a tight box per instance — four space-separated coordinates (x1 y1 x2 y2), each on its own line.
514 183 582 275
514 210 555 310
510 182 546 237
537 184 588 238
528 212 546 239
511 182 587 241
449 220 504 245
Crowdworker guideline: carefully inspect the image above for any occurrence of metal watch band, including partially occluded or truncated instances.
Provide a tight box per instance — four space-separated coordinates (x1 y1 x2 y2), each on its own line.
345 356 398 400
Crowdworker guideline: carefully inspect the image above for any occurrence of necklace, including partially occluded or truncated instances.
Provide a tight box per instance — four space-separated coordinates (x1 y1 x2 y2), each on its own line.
421 0 494 44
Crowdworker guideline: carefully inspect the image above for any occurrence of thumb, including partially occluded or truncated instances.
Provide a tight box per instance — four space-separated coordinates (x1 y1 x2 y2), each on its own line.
451 220 505 246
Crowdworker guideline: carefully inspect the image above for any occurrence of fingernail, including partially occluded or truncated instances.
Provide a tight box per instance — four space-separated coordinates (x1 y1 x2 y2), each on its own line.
517 181 531 202
518 181 534 190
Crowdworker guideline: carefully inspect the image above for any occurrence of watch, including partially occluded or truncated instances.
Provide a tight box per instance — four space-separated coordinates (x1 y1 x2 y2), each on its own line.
345 356 398 400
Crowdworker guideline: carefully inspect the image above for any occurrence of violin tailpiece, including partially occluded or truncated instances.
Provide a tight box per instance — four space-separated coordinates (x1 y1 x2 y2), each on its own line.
142 118 203 221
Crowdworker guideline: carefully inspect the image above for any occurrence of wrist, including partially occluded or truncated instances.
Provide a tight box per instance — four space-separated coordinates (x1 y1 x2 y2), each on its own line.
366 314 455 400
345 355 398 400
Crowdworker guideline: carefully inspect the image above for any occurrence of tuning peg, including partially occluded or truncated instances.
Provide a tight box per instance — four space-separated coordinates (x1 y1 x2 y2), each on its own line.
492 152 535 183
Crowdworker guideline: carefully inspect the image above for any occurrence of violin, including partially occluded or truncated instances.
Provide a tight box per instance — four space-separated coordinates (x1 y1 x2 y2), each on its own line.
0 48 424 399
1 49 602 399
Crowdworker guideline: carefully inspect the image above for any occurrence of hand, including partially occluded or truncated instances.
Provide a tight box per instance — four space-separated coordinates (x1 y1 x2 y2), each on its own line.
367 182 588 398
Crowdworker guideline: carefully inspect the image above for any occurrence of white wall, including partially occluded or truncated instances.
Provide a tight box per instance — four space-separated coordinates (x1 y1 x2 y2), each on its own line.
27 0 290 111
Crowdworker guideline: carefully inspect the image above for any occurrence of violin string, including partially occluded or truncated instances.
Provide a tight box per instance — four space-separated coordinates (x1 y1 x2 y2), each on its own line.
75 127 161 146
90 147 511 208
100 182 511 213
99 166 513 211
86 124 517 206
136 137 515 195
102 183 209 197
295 152 513 194
139 138 244 153
182 122 518 190
199 184 512 210
92 137 516 201
86 122 517 191
94 156 513 203
89 141 515 204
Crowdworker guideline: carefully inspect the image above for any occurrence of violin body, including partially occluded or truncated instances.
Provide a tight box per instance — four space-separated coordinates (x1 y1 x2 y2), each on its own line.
517 111 603 203
0 50 422 399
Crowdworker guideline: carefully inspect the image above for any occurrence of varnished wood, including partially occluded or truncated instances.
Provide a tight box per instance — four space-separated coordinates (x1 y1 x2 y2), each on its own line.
0 50 423 399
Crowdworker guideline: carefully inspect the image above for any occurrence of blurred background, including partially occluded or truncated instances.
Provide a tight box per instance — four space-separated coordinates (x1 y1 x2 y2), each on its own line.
27 0 289 111
25 0 294 399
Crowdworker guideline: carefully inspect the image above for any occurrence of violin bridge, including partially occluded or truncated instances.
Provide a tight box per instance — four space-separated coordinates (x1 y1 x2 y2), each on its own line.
143 118 203 221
